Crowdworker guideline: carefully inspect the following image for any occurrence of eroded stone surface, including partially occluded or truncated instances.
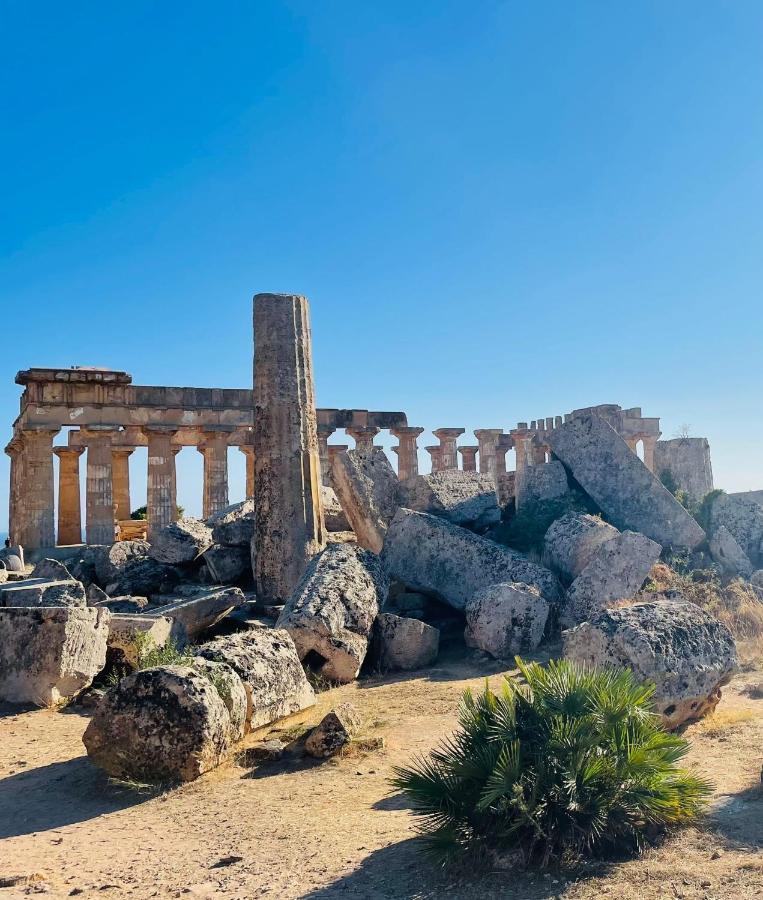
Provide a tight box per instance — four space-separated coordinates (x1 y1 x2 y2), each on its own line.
32 558 74 581
320 485 350 533
202 545 250 584
709 525 754 578
208 500 255 548
149 518 213 565
372 613 439 671
515 461 570 509
402 471 500 532
305 702 362 758
93 541 151 586
191 657 248 741
276 543 388 683
104 558 181 598
152 587 245 640
561 531 662 628
547 415 705 549
562 599 737 728
106 613 179 669
83 665 234 782
709 493 763 568
0 578 87 608
381 508 562 610
464 582 548 659
542 512 620 585
0 606 110 706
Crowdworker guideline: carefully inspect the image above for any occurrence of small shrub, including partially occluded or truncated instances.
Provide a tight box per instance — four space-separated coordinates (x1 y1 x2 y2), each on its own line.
392 658 710 868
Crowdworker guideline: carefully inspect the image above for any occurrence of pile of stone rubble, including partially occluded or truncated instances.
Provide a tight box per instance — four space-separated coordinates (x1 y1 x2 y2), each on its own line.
2 413 760 782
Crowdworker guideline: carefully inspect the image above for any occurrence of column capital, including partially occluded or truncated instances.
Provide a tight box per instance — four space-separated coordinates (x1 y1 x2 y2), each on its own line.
53 446 85 459
474 428 504 441
433 427 465 440
391 426 425 439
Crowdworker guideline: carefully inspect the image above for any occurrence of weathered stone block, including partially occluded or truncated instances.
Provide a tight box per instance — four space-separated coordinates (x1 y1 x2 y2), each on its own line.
709 525 754 578
106 613 180 669
547 415 705 549
464 582 549 658
654 437 714 503
561 531 662 628
320 485 350 533
103 557 181 598
190 657 249 741
372 613 439 671
542 512 620 585
151 587 246 640
208 499 255 547
514 461 570 509
202 544 250 584
562 599 737 729
83 665 235 782
402 471 500 532
305 703 362 758
0 606 110 706
276 543 388 683
0 578 87 608
709 493 763 567
32 558 74 581
93 540 151 586
381 508 563 610
197 628 315 729
330 448 402 553
149 518 213 565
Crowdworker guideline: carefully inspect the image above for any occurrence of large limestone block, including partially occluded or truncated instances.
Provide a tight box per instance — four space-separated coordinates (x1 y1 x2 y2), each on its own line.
0 578 87 608
197 629 315 729
103 557 181 598
190 657 249 741
372 613 440 671
151 587 245 639
547 415 705 549
0 607 110 706
543 512 620 585
202 544 250 584
92 541 151 586
208 500 255 548
106 613 180 669
330 448 402 553
402 471 500 532
149 518 213 565
562 599 737 729
253 293 325 604
464 582 549 658
561 531 662 628
83 665 235 783
321 485 350 533
381 508 563 611
515 461 570 509
32 558 74 581
654 437 714 503
276 542 388 683
709 525 754 578
709 493 763 567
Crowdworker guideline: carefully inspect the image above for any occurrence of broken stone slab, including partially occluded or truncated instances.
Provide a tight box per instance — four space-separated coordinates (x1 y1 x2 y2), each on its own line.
542 512 620 585
321 485 350 533
709 493 763 568
0 606 110 706
371 613 439 671
381 508 563 611
106 613 181 668
330 448 403 554
103 557 181 598
562 599 737 729
305 702 362 758
95 595 149 614
86 583 109 605
208 499 255 548
0 578 87 608
83 665 236 783
31 558 74 581
190 657 249 741
276 542 389 683
197 628 316 730
464 582 549 659
149 518 213 565
560 531 662 629
202 544 250 584
709 525 754 578
547 415 706 549
514 461 570 509
151 587 246 640
93 540 151 586
402 471 501 533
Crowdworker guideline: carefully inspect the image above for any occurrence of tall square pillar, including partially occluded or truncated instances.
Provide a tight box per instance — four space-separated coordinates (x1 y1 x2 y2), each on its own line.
18 427 59 549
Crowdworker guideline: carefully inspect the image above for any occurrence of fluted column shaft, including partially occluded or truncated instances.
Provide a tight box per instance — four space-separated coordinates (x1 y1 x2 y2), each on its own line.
84 428 116 545
199 432 229 517
474 429 503 478
316 426 336 486
18 428 59 549
54 447 84 545
145 427 178 535
642 436 657 472
391 427 425 480
458 446 479 472
425 446 443 473
111 448 134 521
239 446 255 498
5 438 23 546
433 428 465 471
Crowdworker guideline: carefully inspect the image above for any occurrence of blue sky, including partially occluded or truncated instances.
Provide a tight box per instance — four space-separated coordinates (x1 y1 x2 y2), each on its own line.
2 1 762 530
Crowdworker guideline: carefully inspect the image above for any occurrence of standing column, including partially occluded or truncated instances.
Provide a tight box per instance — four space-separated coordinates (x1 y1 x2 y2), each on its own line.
425 446 443 473
433 428 465 471
512 425 533 474
145 427 178 535
111 448 134 522
199 431 230 517
253 293 325 603
18 427 59 549
54 447 84 545
642 436 657 472
83 427 116 545
458 446 479 472
624 436 639 453
496 434 513 474
239 446 255 498
391 426 424 480
327 445 349 471
5 437 24 547
474 429 503 477
316 425 336 486
346 426 380 453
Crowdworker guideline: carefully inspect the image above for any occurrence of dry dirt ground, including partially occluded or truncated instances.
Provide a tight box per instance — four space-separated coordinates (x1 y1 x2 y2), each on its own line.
1 643 762 900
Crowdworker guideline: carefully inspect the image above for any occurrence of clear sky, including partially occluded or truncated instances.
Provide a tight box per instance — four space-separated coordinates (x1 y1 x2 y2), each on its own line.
2 1 762 530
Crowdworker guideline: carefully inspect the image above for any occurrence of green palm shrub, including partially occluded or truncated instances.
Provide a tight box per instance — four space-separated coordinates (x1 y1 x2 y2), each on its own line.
392 658 711 867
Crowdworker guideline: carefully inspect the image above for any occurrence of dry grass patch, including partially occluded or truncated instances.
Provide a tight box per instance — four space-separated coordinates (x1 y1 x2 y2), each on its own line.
695 708 759 738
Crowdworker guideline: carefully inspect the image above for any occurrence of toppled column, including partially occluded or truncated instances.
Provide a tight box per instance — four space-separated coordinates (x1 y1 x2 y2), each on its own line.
391 426 424 480
199 429 230 518
54 447 84 545
433 428 465 471
317 425 336 486
458 446 479 472
145 426 178 535
347 426 380 453
253 293 325 603
19 427 59 549
111 448 134 522
474 429 503 477
83 428 117 546
239 446 255 498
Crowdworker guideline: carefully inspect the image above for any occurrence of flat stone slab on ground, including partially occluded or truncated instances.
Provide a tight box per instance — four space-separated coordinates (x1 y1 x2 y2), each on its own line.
0 578 87 608
151 587 246 639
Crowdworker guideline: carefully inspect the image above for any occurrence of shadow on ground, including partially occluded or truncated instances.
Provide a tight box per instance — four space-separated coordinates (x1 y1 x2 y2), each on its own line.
0 756 152 839
711 782 763 848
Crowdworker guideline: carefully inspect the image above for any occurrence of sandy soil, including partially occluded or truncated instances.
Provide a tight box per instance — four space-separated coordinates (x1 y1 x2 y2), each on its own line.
1 645 762 900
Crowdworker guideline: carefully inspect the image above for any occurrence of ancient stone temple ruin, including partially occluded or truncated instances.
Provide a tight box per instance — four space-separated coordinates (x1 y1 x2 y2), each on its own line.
4 304 709 554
